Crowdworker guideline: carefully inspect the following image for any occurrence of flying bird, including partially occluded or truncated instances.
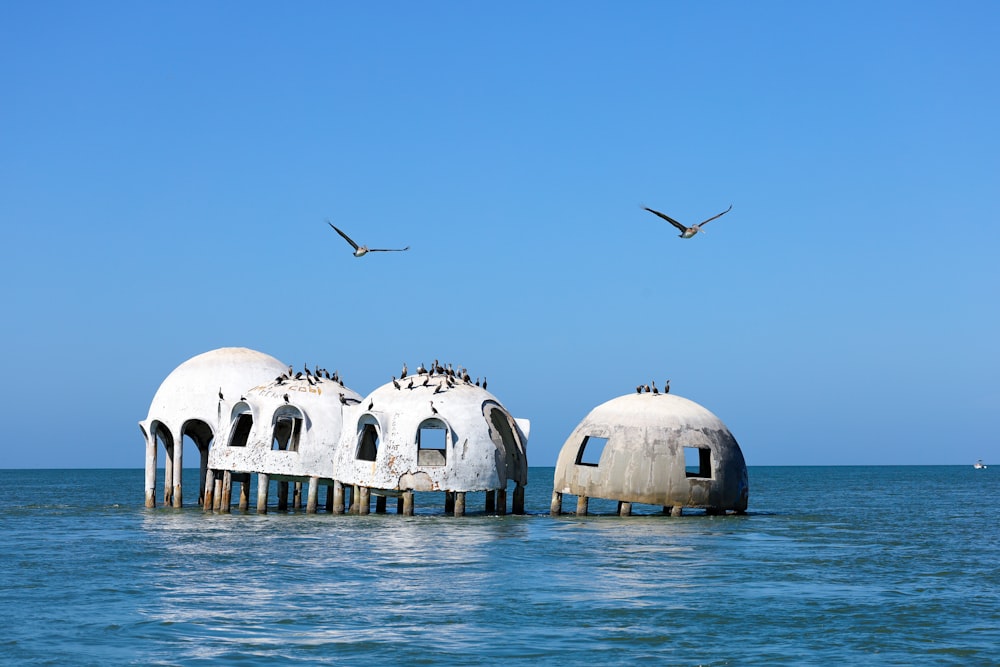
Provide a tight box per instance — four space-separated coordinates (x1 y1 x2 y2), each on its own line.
643 204 732 239
327 221 409 257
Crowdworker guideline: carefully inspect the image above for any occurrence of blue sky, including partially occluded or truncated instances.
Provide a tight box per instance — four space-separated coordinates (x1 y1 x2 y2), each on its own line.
1 2 997 468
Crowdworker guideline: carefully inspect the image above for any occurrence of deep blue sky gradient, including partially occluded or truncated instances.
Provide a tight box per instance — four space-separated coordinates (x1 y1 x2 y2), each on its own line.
2 2 997 467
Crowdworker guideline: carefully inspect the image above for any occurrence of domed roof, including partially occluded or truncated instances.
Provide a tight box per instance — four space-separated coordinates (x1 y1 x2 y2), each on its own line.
142 347 288 429
582 393 730 432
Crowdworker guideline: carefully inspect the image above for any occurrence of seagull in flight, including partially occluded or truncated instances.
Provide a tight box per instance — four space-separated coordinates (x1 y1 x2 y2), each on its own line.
643 204 732 239
327 221 410 257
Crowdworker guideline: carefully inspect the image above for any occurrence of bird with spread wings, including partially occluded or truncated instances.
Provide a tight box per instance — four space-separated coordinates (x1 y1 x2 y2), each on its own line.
643 204 732 239
327 221 410 257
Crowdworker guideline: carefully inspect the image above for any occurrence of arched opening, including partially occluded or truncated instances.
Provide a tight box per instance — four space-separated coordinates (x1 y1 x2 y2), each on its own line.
416 418 448 466
356 415 380 462
484 402 527 484
272 405 304 452
181 419 214 506
228 403 253 447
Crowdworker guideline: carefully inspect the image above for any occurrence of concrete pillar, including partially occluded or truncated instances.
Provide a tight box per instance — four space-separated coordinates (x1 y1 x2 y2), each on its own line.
293 482 303 510
444 491 455 514
402 490 414 516
618 501 632 517
203 469 215 512
358 487 371 515
256 473 269 514
144 435 157 508
333 481 345 514
485 490 496 514
513 484 525 515
453 492 466 517
306 477 319 514
212 477 223 511
326 485 334 513
163 442 174 506
375 495 387 514
277 481 289 511
198 444 210 507
576 495 589 516
671 505 683 517
550 491 563 516
349 485 359 513
238 477 249 511
497 488 507 515
221 470 233 513
172 435 183 508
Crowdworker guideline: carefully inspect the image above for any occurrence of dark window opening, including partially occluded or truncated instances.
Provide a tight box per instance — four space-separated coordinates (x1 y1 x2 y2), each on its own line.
417 424 447 466
685 447 712 478
272 415 303 452
229 413 253 447
357 423 380 461
576 436 608 467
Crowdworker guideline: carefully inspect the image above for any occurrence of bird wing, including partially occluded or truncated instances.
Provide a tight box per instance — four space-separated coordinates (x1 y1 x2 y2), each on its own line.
367 246 410 252
327 221 360 251
695 204 733 229
643 207 688 233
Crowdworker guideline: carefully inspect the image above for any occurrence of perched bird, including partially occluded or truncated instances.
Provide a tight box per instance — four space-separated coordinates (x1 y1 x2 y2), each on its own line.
430 401 438 415
482 377 487 390
275 376 285 385
339 393 349 405
218 387 224 400
636 385 642 394
664 380 671 394
422 376 430 387
645 384 651 393
652 381 659 395
283 393 290 404
643 204 732 239
368 399 374 410
400 363 408 380
392 376 400 390
407 378 414 389
327 221 410 257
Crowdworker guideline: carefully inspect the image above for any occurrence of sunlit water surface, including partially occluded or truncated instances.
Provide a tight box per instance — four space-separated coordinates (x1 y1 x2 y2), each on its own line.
1 466 997 665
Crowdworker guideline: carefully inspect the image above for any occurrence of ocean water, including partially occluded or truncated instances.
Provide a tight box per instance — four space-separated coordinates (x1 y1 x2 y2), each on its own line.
0 466 997 666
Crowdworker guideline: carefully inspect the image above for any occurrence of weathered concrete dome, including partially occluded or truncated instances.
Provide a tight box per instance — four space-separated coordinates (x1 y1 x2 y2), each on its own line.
209 375 362 480
141 347 289 437
139 347 290 508
334 377 529 493
552 393 748 514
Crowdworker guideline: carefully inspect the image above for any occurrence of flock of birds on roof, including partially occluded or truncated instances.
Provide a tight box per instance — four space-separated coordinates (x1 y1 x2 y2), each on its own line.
637 380 671 395
326 204 732 258
390 360 486 394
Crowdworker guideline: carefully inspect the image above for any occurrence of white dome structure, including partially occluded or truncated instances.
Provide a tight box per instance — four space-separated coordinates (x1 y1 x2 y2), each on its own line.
139 347 289 508
551 393 748 516
206 373 362 512
334 374 529 515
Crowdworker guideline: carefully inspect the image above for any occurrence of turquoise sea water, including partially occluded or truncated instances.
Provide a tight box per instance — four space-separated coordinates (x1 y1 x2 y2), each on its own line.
1 466 997 665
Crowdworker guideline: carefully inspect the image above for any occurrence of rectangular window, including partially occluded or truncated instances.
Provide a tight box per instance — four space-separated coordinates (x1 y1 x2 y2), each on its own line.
417 426 447 466
684 446 712 478
576 436 608 467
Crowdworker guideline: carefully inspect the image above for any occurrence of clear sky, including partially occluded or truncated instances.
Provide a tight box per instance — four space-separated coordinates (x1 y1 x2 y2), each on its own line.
1 2 997 468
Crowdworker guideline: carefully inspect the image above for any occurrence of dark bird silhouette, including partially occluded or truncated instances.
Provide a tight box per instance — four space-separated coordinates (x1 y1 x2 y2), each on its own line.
283 393 290 404
400 363 408 380
307 376 315 386
407 378 414 389
392 376 400 390
644 204 732 239
368 399 374 410
652 381 659 395
218 387 224 400
339 393 349 405
430 401 438 415
645 384 651 393
636 385 643 394
664 380 671 394
327 221 410 257
482 377 487 390
422 376 430 387
275 376 285 385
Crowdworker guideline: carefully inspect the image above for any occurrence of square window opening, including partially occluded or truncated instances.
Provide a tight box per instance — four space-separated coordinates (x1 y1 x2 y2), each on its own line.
576 436 608 467
685 447 712 478
418 426 447 466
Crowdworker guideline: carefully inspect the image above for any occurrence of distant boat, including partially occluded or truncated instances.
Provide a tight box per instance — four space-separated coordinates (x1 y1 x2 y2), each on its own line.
974 460 987 469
